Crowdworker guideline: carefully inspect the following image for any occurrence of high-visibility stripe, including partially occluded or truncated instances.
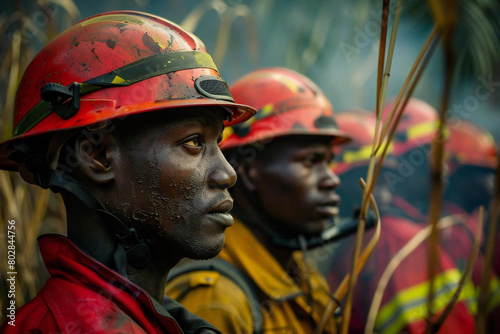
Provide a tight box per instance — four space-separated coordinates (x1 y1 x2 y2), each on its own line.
406 120 436 141
14 51 218 137
375 269 476 334
487 276 500 313
342 142 393 164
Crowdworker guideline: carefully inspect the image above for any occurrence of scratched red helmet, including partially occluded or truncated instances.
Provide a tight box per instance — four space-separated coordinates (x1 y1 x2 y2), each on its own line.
0 11 256 171
220 67 350 150
445 120 497 173
381 98 438 156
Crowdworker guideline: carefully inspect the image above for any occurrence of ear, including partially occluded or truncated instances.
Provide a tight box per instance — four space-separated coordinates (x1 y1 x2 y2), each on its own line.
238 161 259 192
74 134 116 184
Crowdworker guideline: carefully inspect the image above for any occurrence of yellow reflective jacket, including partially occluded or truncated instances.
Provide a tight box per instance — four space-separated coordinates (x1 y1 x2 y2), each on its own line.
165 219 337 333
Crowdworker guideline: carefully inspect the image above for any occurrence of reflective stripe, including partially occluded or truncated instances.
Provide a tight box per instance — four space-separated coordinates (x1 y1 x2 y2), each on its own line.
342 142 392 164
487 276 500 313
343 144 372 164
375 269 476 334
14 51 218 137
406 120 436 140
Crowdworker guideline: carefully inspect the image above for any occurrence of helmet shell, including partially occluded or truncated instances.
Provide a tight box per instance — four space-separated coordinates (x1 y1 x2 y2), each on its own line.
445 120 497 172
333 110 396 175
220 67 350 150
381 98 438 156
0 11 256 171
333 110 378 175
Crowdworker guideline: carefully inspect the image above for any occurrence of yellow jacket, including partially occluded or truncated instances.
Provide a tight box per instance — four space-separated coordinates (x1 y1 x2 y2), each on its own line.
165 219 337 333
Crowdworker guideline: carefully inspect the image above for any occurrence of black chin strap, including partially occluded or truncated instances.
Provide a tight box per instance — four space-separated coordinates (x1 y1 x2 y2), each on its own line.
10 140 151 277
47 171 151 277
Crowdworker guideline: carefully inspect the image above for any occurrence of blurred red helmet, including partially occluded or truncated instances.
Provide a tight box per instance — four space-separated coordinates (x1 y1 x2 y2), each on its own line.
445 120 497 172
0 11 256 171
381 98 439 156
220 67 350 150
333 110 395 175
334 110 377 175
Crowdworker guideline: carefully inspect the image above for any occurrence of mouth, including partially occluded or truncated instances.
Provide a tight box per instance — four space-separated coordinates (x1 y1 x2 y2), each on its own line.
314 196 340 218
205 198 234 227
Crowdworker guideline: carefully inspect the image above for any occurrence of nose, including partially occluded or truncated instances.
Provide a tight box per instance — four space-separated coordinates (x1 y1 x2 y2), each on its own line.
319 163 341 190
207 147 237 189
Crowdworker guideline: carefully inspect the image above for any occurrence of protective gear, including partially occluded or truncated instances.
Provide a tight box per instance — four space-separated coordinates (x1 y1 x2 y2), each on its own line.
333 110 380 175
0 235 220 334
165 219 338 334
0 11 257 277
328 216 476 334
220 67 350 150
0 10 256 172
381 98 439 156
445 120 497 173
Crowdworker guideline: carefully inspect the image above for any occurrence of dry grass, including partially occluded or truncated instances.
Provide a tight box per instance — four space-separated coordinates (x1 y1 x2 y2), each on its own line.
0 0 78 323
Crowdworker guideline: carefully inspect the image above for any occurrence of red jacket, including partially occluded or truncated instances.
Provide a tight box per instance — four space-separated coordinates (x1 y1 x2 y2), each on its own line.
441 203 500 333
441 203 485 285
0 234 218 333
328 215 476 334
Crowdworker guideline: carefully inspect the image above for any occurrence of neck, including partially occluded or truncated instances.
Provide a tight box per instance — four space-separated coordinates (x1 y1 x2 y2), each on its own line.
64 193 117 268
64 192 178 302
127 261 174 302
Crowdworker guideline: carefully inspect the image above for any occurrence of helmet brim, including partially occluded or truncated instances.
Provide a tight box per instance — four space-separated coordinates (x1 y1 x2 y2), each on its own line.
0 99 256 171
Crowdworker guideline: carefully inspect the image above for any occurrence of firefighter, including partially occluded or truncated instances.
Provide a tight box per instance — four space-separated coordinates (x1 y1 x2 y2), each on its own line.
442 119 497 278
332 109 393 219
328 109 476 333
441 120 500 332
0 11 256 333
381 98 441 223
165 67 351 333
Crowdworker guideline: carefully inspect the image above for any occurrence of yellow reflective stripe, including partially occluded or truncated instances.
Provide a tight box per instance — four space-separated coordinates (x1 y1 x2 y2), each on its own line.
406 120 436 140
343 144 373 164
487 276 500 313
375 269 476 334
111 75 126 84
342 142 393 164
260 104 274 117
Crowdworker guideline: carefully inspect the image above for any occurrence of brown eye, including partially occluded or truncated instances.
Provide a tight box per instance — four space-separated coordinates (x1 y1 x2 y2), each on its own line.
185 138 201 147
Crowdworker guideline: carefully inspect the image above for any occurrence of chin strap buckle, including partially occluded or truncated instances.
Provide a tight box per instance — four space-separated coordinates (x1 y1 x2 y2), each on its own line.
41 82 81 120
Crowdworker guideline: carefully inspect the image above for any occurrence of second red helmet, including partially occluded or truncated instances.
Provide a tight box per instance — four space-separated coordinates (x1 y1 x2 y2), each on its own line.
221 67 351 150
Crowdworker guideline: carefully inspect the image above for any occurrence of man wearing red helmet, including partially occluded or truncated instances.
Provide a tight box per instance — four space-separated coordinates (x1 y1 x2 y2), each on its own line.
381 98 442 223
328 110 475 334
0 11 256 333
165 68 350 333
441 120 500 332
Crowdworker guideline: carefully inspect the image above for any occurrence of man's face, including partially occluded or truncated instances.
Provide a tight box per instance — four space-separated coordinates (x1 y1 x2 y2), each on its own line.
251 136 340 237
111 107 236 260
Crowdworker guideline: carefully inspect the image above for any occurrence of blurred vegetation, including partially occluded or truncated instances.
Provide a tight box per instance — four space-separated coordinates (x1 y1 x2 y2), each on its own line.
405 0 500 80
0 0 79 323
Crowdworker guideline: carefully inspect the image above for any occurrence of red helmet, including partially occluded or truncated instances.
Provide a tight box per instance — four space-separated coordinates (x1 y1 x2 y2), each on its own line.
333 110 394 175
445 120 497 172
381 98 438 156
220 67 350 150
0 11 256 171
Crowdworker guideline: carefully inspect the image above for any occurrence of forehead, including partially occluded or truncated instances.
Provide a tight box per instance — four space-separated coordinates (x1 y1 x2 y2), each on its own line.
116 106 227 138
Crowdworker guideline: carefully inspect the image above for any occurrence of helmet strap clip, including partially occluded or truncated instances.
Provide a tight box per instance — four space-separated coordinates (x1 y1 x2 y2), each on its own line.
41 82 81 120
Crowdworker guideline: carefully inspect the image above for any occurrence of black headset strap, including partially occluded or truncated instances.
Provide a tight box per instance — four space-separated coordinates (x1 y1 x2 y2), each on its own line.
47 170 151 277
